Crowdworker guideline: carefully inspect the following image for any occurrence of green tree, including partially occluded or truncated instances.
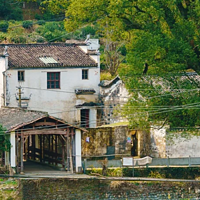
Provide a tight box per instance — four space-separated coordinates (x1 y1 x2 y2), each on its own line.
0 124 10 165
63 0 200 129
0 0 23 20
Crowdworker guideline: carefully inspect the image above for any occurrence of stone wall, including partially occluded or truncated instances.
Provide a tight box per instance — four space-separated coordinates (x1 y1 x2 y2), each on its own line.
82 126 150 158
150 127 200 158
20 178 200 200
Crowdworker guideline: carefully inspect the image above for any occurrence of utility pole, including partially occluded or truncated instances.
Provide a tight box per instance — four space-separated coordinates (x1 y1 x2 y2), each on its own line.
17 86 22 108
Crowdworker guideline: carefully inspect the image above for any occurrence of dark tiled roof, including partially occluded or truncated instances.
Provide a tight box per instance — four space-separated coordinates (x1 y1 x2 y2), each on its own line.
0 43 97 69
99 76 121 88
76 102 100 108
0 107 47 132
75 88 96 95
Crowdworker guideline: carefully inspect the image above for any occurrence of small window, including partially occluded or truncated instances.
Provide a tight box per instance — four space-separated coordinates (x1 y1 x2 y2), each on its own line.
47 72 60 89
18 71 24 81
82 69 88 80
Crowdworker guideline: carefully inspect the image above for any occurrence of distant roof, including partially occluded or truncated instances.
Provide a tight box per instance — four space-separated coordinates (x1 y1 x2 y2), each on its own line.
99 76 121 88
0 107 86 132
0 43 97 69
65 39 86 45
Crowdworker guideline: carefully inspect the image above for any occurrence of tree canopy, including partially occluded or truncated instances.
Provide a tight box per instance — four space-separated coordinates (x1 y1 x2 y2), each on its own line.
63 0 200 129
20 0 200 129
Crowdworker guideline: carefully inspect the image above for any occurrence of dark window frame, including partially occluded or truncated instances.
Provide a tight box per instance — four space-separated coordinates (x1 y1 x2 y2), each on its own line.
47 72 60 89
18 71 25 81
82 69 88 80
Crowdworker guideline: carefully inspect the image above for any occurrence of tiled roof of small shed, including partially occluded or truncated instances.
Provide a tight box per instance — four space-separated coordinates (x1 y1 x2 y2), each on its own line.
0 107 87 132
0 43 97 68
0 107 47 132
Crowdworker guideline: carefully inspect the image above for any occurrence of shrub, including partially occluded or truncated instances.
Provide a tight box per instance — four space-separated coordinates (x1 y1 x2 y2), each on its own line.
35 13 42 20
81 26 96 38
0 33 6 43
36 36 46 43
11 36 26 44
22 21 33 29
9 20 16 24
37 20 46 25
0 21 9 32
7 7 23 21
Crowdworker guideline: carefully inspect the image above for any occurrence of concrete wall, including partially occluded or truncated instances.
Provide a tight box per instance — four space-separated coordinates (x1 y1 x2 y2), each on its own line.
4 66 100 125
150 127 167 158
150 127 200 158
166 133 200 157
82 126 149 158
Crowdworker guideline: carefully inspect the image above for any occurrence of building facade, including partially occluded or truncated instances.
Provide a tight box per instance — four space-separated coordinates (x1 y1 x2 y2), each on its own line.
0 41 100 128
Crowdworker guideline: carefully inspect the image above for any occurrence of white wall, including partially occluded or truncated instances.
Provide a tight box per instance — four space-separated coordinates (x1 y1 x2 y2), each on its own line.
150 127 200 158
166 134 200 157
150 127 166 158
5 66 100 125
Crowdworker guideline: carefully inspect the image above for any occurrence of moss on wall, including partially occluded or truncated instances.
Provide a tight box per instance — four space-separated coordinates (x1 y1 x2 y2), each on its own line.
20 178 200 200
82 126 150 158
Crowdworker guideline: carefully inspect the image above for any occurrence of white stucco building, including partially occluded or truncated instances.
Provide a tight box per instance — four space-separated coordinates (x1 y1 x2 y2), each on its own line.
0 41 100 128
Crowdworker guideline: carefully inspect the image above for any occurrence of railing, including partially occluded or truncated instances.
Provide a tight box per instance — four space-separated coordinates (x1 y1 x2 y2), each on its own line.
83 156 200 169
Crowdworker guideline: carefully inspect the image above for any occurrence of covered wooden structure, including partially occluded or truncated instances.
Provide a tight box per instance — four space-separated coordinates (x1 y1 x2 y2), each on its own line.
0 107 86 173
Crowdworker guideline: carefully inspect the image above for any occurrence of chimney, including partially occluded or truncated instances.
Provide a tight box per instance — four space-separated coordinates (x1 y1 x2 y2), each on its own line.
3 46 9 70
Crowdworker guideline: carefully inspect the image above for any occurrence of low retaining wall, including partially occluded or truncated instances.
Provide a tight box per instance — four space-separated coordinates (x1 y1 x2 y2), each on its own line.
20 178 200 200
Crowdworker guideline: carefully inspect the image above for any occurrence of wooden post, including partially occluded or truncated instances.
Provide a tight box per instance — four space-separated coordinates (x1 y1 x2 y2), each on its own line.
16 133 19 173
62 136 65 168
48 135 50 164
55 135 58 166
20 132 24 174
67 131 70 171
69 136 73 173
33 135 35 160
27 135 30 160
52 135 54 165
40 135 42 163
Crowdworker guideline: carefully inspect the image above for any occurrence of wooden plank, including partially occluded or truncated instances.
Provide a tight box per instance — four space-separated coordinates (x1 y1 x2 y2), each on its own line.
33 122 57 126
22 129 67 136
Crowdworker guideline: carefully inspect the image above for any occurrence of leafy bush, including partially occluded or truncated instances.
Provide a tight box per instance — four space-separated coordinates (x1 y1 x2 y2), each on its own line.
0 0 23 20
0 21 9 32
22 21 33 29
0 33 6 42
7 7 23 21
37 20 46 25
36 36 46 43
11 36 26 43
81 26 96 38
9 20 16 24
36 22 67 42
35 13 42 20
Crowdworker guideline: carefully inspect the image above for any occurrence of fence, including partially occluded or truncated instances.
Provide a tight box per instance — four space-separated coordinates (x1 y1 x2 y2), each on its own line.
83 156 200 170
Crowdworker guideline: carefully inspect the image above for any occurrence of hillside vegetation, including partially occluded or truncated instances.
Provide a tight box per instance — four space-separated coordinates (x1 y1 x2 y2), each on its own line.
0 20 99 44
